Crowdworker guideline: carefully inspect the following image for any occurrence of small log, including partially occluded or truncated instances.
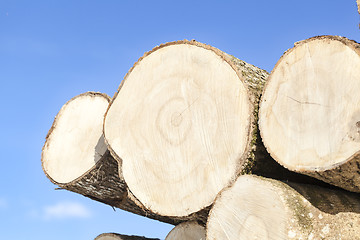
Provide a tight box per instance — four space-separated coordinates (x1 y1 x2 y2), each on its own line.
95 233 159 240
207 174 360 240
259 36 360 192
104 40 269 218
41 92 195 225
165 221 205 240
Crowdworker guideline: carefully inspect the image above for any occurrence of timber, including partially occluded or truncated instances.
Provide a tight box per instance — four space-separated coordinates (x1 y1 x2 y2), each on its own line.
259 36 360 192
95 233 159 240
104 40 269 217
207 174 360 240
165 221 205 240
41 92 196 225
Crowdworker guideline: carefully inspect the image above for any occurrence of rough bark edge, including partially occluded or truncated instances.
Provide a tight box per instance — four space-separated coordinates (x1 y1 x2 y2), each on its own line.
95 233 160 240
41 92 190 225
103 39 269 218
259 35 360 192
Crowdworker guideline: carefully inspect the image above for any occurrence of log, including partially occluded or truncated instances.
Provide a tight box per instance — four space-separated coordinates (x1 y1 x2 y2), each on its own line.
259 35 360 192
165 221 205 240
95 233 159 240
358 0 360 14
104 40 269 217
207 174 360 240
41 92 191 225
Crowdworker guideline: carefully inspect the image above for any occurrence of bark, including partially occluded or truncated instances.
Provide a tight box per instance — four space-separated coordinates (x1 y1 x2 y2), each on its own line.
259 35 360 192
104 39 273 218
207 174 360 240
95 233 159 240
42 92 206 225
165 221 205 240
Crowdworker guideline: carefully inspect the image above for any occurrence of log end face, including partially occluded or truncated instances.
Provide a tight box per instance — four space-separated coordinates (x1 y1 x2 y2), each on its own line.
42 92 110 184
259 36 360 173
207 175 288 240
165 221 205 240
104 42 253 217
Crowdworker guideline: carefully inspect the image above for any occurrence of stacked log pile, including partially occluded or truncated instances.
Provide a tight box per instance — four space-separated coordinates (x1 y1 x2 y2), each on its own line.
42 35 360 239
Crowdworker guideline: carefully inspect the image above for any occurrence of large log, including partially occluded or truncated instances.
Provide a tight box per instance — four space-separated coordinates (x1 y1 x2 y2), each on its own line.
259 35 360 192
207 174 360 240
165 221 205 240
104 40 269 218
95 233 159 240
41 92 194 225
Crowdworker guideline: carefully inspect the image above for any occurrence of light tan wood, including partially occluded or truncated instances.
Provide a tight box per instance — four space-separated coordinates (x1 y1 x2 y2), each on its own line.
358 0 360 14
165 221 205 240
42 92 110 184
259 36 360 192
41 92 189 225
104 40 268 217
95 233 159 240
207 174 360 240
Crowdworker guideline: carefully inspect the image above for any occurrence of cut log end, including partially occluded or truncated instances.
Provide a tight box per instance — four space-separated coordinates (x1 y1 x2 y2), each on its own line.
165 221 205 240
42 92 110 184
260 36 360 171
104 40 262 217
207 174 360 240
259 36 360 191
207 175 287 240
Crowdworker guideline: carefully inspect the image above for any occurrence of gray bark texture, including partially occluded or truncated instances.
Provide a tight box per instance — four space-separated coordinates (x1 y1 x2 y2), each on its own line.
50 150 199 225
95 233 160 240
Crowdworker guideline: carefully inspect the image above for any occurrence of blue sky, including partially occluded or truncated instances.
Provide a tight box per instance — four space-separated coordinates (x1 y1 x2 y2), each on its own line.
0 1 359 239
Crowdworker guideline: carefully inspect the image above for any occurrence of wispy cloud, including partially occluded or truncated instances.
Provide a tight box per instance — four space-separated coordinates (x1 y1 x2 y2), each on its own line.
42 201 92 220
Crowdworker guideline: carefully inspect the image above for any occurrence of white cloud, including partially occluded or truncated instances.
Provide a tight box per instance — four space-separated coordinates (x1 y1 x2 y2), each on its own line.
43 201 92 220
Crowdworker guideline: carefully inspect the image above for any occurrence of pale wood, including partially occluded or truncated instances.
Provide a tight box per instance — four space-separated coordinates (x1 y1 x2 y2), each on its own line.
165 221 205 240
207 174 360 240
41 92 190 225
104 40 269 217
95 233 159 240
358 0 360 14
259 36 360 192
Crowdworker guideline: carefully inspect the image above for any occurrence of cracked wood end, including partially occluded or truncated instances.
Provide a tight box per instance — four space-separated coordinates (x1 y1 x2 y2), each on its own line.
259 36 360 192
